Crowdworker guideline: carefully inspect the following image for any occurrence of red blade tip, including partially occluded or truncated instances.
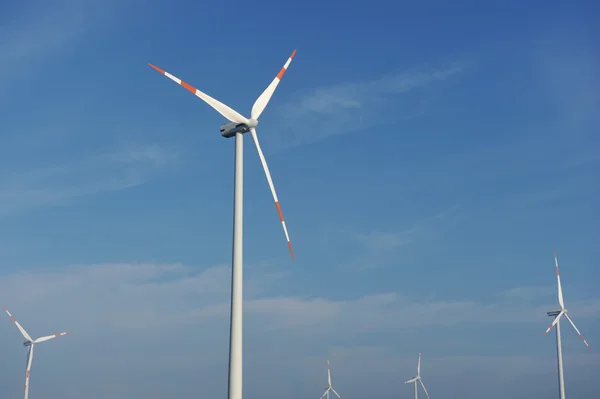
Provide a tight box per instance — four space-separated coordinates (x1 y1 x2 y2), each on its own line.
148 63 165 74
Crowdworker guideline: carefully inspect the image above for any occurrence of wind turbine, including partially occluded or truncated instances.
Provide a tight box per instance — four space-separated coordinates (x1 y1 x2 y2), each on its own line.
148 50 296 399
404 353 431 399
543 252 591 399
320 360 341 399
3 307 70 399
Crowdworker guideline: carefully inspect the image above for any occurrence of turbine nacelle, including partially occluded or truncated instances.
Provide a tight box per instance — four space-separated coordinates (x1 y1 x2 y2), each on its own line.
23 341 32 347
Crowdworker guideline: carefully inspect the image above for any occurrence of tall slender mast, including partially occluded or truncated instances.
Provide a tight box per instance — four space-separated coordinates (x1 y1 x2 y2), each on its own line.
227 131 244 399
548 310 566 399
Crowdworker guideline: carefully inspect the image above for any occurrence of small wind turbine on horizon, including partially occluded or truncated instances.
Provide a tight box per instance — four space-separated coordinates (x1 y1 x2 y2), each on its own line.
320 360 342 399
543 252 591 399
404 353 431 399
148 50 297 399
3 307 70 399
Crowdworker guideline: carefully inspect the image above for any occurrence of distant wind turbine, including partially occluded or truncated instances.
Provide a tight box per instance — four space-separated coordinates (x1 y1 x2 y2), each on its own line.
320 360 342 399
543 252 591 399
3 306 70 399
404 353 431 399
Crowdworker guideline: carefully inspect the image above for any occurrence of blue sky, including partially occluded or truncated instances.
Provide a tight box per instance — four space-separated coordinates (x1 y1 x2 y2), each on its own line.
0 0 599 398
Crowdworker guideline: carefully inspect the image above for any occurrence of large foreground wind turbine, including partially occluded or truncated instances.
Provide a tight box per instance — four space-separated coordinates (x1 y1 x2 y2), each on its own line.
3 307 70 399
148 50 297 399
320 360 341 399
543 252 591 399
404 353 431 399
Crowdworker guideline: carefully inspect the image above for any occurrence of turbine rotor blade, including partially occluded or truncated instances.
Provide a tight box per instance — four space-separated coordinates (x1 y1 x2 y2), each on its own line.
249 128 294 260
419 379 431 399
2 307 33 342
319 387 331 399
331 388 342 399
327 360 332 386
148 63 249 124
555 252 565 309
417 353 421 376
250 49 296 120
564 313 591 350
24 344 34 399
405 377 418 384
34 331 70 344
544 311 564 335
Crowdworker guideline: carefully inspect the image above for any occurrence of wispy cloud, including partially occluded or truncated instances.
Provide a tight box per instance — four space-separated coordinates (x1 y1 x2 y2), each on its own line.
0 144 176 217
0 0 126 87
322 205 462 268
266 64 464 150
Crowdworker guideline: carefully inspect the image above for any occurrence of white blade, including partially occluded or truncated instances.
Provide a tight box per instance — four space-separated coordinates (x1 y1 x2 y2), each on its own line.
555 252 565 309
327 360 332 386
405 377 418 384
3 307 33 342
331 388 342 399
148 63 249 124
250 49 296 120
417 352 421 376
34 331 70 344
250 128 294 259
319 387 331 399
544 310 565 335
564 313 591 350
419 379 431 399
24 344 34 399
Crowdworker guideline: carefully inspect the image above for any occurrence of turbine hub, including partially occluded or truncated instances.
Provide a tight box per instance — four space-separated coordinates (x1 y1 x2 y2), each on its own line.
247 118 258 128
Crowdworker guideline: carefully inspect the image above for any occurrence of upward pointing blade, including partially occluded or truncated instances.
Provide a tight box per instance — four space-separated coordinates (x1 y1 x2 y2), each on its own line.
555 252 565 309
148 63 249 124
3 307 33 342
249 128 294 260
327 360 332 386
250 49 296 120
417 353 421 376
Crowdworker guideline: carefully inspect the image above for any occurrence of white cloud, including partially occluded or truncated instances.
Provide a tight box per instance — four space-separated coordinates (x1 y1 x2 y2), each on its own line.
1 262 599 399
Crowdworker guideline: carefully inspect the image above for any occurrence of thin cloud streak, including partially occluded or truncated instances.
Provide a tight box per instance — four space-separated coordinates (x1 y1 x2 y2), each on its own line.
0 144 176 217
266 64 464 150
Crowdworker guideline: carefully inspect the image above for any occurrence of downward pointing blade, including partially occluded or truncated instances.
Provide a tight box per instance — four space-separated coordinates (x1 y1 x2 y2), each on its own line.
555 252 565 309
544 311 564 335
148 63 249 124
419 379 431 399
34 331 70 344
249 128 294 260
564 313 591 350
24 344 34 399
250 49 296 120
331 388 342 399
319 387 331 399
405 377 418 384
3 307 33 342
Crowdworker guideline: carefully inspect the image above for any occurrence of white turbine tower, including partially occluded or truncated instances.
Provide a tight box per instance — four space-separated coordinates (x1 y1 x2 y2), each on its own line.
543 252 591 399
3 307 70 399
148 50 297 399
404 353 431 399
320 360 341 399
